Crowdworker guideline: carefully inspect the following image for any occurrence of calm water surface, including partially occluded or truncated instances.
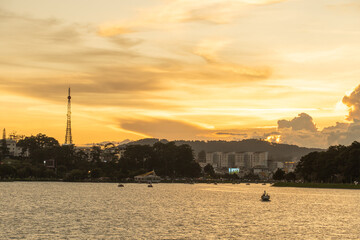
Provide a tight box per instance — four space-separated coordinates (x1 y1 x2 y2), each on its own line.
0 182 359 239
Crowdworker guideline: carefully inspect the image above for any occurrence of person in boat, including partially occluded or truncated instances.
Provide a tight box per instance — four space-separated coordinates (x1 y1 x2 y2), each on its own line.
262 190 267 196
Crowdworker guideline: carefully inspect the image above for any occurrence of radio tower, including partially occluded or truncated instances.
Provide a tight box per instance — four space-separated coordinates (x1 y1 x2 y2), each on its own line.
64 87 73 145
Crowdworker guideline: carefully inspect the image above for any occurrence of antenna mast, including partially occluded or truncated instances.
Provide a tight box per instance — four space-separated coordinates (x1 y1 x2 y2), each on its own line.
65 88 73 145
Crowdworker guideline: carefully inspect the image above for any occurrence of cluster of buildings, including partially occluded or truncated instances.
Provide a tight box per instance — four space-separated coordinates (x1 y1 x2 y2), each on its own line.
205 151 269 169
1 129 29 157
3 138 25 157
200 151 296 179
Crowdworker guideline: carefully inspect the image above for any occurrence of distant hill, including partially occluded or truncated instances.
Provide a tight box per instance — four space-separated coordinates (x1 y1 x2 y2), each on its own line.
120 138 323 162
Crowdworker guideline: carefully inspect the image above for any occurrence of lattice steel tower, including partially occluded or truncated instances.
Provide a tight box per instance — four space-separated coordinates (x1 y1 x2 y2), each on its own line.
64 88 73 145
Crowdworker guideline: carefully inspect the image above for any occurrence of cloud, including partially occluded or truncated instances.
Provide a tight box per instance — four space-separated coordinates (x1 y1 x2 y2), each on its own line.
0 8 273 112
0 9 139 71
272 88 360 148
342 84 360 121
192 39 272 81
119 117 210 140
271 113 327 148
0 5 279 145
0 9 83 46
277 113 317 132
275 112 360 148
322 121 360 146
97 26 135 37
194 39 231 63
108 36 143 48
269 83 360 148
97 0 288 37
216 132 248 137
327 2 360 13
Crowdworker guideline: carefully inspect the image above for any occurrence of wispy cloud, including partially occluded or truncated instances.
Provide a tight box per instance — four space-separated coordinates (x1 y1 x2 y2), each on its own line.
0 9 273 109
97 0 288 36
118 117 210 140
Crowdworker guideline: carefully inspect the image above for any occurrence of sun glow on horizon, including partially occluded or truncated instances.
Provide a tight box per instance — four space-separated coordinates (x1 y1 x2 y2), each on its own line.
265 135 281 144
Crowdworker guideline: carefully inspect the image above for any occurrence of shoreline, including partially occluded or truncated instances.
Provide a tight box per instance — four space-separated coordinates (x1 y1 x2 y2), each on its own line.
0 179 273 184
272 182 360 189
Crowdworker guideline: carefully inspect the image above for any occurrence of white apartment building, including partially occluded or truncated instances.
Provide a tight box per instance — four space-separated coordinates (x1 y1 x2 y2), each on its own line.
206 151 268 169
5 139 28 157
252 152 268 168
206 152 226 168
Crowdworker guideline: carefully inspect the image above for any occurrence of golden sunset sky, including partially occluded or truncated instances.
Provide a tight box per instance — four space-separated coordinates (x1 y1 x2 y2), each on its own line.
1 0 360 148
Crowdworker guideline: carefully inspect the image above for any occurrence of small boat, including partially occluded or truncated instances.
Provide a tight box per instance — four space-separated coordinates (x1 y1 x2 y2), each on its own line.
262 183 266 185
148 182 153 187
118 183 124 187
246 183 250 185
261 191 270 201
214 182 217 185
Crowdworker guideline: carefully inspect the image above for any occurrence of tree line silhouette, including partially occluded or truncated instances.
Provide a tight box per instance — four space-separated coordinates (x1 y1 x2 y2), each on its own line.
295 141 360 183
0 134 201 181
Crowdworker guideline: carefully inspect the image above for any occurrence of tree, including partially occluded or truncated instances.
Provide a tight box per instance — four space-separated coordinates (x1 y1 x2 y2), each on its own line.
55 145 75 168
152 142 177 176
204 164 215 177
294 142 360 183
90 146 102 163
1 138 9 159
295 151 319 182
120 144 154 173
0 164 16 179
90 168 102 179
284 172 296 182
17 133 59 150
185 161 202 178
73 149 90 170
119 142 201 178
174 144 197 177
17 133 60 162
273 168 285 180
244 172 260 180
64 169 86 181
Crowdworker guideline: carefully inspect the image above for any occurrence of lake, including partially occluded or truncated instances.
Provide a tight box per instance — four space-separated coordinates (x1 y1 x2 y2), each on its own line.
1 182 359 239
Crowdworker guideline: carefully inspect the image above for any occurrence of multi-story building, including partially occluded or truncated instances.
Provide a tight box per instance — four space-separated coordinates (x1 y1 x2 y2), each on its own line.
205 151 268 169
5 139 28 157
206 152 226 168
234 152 246 168
252 152 268 168
268 160 284 172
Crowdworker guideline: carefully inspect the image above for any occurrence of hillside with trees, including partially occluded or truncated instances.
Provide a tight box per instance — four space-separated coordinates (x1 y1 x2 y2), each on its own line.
124 138 322 161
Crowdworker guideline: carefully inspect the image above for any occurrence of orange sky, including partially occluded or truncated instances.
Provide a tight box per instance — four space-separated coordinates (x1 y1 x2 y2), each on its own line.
1 0 360 148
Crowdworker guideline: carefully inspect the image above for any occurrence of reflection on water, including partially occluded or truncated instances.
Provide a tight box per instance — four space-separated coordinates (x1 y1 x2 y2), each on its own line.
1 182 359 239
